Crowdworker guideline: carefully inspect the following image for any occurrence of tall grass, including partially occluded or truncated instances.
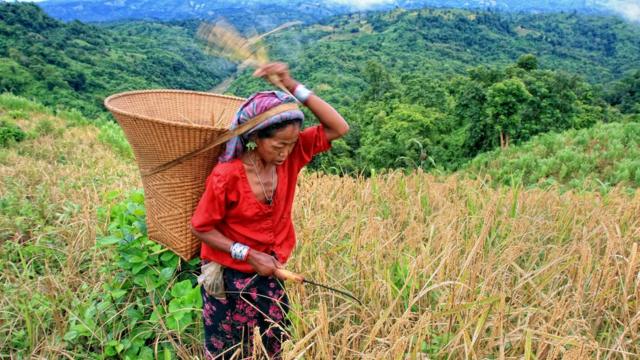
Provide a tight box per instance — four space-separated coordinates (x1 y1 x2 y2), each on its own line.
284 171 639 358
1 97 638 358
0 103 140 358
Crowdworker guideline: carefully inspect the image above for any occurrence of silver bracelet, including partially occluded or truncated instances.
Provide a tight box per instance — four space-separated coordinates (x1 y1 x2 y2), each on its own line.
230 242 250 261
293 84 313 104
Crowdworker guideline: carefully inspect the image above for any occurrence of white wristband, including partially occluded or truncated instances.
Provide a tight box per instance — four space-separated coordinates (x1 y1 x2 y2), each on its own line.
293 84 313 104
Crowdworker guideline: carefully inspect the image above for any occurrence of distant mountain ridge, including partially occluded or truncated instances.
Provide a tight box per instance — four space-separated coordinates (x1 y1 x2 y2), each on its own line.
37 0 351 26
33 0 622 24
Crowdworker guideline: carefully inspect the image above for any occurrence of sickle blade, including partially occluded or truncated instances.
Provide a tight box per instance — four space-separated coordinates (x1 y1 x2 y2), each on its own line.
303 279 362 306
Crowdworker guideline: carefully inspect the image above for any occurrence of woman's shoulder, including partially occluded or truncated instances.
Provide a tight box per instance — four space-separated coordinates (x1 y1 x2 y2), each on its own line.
208 159 243 186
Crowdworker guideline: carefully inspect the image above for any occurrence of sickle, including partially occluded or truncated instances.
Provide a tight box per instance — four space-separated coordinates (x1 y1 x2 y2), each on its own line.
275 268 362 306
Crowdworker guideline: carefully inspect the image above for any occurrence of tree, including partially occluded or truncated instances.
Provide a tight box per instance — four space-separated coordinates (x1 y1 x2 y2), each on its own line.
357 103 440 170
450 76 489 156
517 54 538 71
0 58 32 93
606 70 640 114
486 78 532 149
362 60 396 101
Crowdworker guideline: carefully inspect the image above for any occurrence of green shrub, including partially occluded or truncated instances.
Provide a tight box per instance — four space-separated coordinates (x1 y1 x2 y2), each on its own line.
465 122 640 191
57 108 90 127
33 119 62 138
6 110 28 120
97 121 133 159
0 120 27 147
0 93 48 113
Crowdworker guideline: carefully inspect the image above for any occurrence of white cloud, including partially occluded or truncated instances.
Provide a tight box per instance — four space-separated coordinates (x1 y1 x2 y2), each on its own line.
598 0 640 22
327 0 395 9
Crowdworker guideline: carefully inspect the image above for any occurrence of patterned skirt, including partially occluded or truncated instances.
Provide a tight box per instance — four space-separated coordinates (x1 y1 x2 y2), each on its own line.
201 263 290 359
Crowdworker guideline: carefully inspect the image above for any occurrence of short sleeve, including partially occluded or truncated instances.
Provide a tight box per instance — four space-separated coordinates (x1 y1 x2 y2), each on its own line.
289 125 332 170
191 171 227 233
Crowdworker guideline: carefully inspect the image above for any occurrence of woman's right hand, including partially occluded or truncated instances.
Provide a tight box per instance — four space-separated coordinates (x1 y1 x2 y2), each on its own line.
246 249 282 277
253 62 298 92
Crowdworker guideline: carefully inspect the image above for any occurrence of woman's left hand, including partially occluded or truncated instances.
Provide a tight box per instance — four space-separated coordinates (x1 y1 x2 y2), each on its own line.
253 62 298 92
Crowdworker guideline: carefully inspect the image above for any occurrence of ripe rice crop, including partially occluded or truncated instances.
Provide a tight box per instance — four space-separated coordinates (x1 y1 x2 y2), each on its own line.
1 96 638 358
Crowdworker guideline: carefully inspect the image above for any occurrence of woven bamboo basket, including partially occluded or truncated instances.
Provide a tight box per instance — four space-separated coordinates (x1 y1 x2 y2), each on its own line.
104 89 246 261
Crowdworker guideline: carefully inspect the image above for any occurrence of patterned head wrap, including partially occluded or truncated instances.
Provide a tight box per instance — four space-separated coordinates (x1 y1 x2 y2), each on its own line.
218 91 304 163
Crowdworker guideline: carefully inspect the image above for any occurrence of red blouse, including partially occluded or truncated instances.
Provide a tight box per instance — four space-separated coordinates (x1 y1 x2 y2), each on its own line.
191 124 332 273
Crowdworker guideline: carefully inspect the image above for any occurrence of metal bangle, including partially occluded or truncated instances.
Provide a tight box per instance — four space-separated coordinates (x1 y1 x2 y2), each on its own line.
230 242 250 261
238 245 249 261
293 84 313 104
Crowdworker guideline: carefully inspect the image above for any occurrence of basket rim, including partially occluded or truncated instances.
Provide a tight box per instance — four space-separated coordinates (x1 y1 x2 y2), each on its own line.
104 89 247 131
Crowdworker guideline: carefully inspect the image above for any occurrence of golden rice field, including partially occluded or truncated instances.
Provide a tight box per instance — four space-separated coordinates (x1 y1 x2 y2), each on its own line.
290 171 639 359
1 105 639 359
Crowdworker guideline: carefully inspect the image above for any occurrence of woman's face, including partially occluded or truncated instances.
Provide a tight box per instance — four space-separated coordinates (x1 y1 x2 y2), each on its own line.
254 123 301 166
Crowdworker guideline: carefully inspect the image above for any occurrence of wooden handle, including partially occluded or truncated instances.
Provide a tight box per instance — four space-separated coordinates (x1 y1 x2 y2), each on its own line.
267 74 301 104
274 268 304 283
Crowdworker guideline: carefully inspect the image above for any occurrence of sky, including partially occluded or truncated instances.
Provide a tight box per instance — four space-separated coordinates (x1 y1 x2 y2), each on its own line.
600 0 640 22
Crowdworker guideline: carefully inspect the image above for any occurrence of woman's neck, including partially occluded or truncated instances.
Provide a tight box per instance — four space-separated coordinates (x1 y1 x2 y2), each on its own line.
242 151 273 173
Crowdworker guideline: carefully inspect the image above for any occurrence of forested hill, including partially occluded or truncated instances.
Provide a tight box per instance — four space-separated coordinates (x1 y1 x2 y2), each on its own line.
3 3 639 117
227 8 640 174
230 8 640 103
2 3 639 174
0 3 231 116
39 0 351 27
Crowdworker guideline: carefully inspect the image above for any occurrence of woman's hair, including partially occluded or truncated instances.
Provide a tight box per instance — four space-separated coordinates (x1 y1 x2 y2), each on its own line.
254 118 302 139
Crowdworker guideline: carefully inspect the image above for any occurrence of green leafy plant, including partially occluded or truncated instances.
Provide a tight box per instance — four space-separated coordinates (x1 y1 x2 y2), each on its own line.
64 191 202 359
0 119 26 147
465 122 640 191
33 118 62 137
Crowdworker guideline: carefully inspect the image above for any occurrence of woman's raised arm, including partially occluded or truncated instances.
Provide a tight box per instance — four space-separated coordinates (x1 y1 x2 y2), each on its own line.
253 62 350 141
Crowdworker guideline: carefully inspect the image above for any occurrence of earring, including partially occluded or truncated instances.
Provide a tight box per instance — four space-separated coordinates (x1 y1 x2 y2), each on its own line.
246 141 257 150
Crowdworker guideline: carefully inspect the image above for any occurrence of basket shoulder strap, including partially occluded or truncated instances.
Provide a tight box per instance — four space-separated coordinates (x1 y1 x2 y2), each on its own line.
143 103 299 176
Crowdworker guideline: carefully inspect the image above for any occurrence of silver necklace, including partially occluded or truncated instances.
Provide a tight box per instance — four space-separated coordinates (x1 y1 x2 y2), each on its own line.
249 153 275 205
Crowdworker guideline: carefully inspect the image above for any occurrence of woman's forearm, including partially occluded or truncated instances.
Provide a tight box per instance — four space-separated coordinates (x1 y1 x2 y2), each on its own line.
305 93 350 141
191 227 279 274
283 78 349 141
252 62 349 142
191 227 234 254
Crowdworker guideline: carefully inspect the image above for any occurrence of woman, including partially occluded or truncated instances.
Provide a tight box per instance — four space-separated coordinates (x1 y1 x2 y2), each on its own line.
190 62 349 359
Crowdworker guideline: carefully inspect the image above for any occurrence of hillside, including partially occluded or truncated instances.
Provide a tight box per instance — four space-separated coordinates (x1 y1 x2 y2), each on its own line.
1 94 639 358
221 8 640 174
230 8 640 98
465 121 640 191
3 4 639 175
39 0 351 27
0 3 231 116
0 93 141 355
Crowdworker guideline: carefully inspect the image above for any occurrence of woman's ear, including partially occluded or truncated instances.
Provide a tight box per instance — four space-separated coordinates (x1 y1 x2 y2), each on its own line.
245 135 257 150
